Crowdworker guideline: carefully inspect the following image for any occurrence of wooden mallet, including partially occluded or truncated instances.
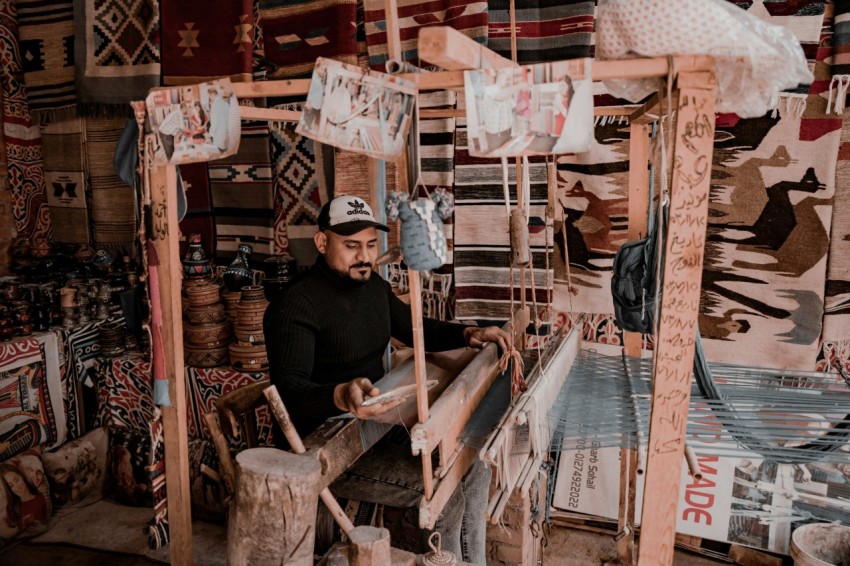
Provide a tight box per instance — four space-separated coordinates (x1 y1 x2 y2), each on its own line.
263 385 356 535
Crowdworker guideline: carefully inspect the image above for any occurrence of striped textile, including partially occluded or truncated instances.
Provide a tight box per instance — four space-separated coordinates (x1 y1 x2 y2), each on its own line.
211 122 274 264
362 0 488 70
487 0 595 65
553 117 630 316
453 114 552 324
87 117 137 247
16 0 76 124
41 118 90 244
0 0 51 239
258 0 357 79
160 0 253 85
836 1 850 76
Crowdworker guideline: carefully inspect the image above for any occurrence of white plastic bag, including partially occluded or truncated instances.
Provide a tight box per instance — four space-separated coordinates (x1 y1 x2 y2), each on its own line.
596 0 813 118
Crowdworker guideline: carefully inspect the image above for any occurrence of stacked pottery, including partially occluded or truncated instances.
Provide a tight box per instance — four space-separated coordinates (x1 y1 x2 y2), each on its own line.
229 285 269 372
183 281 231 368
222 290 241 321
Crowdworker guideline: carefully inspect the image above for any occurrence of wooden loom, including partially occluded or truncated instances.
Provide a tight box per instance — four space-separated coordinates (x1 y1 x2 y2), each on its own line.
145 21 718 566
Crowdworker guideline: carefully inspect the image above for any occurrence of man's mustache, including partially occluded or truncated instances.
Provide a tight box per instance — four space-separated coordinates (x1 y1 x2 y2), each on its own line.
351 262 372 270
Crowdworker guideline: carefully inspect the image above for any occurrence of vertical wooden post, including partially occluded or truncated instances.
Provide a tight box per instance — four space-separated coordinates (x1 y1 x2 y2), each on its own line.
637 72 716 566
149 162 194 565
623 122 651 358
381 0 435 499
617 121 651 565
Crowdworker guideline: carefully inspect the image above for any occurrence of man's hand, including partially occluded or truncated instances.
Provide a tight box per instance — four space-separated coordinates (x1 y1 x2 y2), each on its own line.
463 326 511 353
333 377 403 418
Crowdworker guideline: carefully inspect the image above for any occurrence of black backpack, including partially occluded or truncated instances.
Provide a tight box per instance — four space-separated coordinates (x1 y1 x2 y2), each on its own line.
611 204 666 335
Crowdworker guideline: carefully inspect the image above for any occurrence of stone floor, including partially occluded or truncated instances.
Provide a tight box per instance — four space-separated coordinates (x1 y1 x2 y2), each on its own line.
0 499 737 565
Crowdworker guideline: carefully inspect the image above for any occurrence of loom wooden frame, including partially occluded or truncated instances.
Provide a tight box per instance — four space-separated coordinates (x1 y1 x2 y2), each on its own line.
145 21 717 564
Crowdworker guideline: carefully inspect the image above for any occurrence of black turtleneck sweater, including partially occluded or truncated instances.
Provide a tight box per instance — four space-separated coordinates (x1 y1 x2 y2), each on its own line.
263 256 469 436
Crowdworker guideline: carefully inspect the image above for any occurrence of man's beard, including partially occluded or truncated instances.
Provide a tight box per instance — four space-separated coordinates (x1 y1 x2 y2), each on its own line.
333 262 372 283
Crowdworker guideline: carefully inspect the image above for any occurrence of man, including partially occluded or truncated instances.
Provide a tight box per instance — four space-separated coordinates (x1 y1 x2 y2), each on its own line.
206 86 231 151
264 195 509 563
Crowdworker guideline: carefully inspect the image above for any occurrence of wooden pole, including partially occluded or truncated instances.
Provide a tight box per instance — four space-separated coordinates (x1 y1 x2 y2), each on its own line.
637 71 717 566
203 411 237 496
227 448 321 566
263 385 356 535
617 121 651 566
149 162 194 565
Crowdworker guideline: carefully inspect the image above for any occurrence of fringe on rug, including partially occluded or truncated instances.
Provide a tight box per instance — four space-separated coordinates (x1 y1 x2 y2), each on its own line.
30 105 79 126
826 75 850 115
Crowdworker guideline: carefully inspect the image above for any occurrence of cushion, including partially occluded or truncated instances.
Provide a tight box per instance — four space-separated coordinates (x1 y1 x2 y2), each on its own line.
0 448 52 539
41 427 108 508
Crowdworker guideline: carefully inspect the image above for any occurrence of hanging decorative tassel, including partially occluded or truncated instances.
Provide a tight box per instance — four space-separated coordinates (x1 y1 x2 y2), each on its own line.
827 75 850 115
500 344 527 395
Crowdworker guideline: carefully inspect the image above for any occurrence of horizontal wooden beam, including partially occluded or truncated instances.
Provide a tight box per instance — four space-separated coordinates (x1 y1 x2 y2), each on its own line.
418 26 517 70
241 105 638 124
231 55 714 100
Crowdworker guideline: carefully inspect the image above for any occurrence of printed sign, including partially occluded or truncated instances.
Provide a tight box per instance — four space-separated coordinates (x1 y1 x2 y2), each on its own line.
145 77 241 165
296 57 416 160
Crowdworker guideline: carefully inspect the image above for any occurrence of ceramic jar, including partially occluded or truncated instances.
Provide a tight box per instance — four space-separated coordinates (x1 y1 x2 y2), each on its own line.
184 344 229 368
30 238 51 258
182 233 212 278
0 281 21 302
185 303 227 325
223 244 254 292
184 282 221 307
228 343 268 372
183 320 232 347
59 287 78 308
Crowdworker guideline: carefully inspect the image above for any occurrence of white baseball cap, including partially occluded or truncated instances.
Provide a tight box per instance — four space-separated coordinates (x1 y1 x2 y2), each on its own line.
318 195 389 236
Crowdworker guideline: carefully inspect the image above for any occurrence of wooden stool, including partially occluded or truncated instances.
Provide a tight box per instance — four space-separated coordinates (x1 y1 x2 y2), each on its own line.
227 447 321 566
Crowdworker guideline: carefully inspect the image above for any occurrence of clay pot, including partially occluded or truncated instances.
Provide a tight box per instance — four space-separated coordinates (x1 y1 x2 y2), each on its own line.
236 303 267 327
239 285 266 302
185 303 227 325
0 281 21 302
229 343 268 372
236 286 268 327
30 238 51 258
184 282 221 307
184 344 229 368
0 325 13 341
10 237 30 258
59 287 77 309
73 244 95 263
262 254 297 280
234 325 265 346
183 320 232 347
